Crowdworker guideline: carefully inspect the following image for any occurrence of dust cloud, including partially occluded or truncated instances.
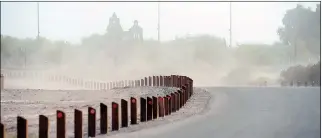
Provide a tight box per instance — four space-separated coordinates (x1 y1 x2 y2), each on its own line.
10 36 287 88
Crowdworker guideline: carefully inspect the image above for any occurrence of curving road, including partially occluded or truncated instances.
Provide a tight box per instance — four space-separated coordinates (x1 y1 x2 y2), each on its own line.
111 87 320 138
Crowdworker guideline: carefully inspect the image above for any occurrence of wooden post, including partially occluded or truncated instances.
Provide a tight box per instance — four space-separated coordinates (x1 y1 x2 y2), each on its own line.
140 98 147 122
130 97 137 125
39 115 49 138
74 109 83 138
88 107 96 137
100 103 108 134
121 99 128 128
147 97 153 121
112 102 119 131
56 110 66 138
152 96 158 119
0 123 4 138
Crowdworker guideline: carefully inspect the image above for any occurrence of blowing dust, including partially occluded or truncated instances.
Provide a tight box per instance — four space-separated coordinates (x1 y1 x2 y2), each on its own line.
8 39 285 88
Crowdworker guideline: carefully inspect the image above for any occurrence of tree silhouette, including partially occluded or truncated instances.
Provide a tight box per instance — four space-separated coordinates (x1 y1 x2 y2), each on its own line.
277 4 320 58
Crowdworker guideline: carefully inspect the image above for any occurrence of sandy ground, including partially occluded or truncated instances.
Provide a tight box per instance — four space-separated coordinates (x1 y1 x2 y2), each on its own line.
1 86 181 138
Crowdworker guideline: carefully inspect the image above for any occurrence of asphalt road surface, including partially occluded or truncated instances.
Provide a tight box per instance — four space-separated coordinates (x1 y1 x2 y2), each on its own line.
112 87 320 138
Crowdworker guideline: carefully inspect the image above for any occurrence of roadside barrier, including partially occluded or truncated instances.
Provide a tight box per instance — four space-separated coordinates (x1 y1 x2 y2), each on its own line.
0 74 194 138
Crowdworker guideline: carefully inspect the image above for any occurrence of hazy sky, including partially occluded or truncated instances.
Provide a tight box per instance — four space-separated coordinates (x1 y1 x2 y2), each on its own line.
1 1 319 45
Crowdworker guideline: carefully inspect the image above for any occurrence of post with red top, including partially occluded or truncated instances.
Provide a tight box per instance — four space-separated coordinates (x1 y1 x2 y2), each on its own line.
121 99 128 128
147 97 153 121
130 97 137 125
152 96 158 119
39 115 49 138
74 109 83 138
17 116 28 138
158 97 164 117
100 103 108 134
88 107 96 137
56 110 66 138
112 102 119 131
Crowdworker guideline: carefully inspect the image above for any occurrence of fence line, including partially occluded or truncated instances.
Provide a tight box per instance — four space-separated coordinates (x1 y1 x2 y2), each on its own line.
0 73 194 138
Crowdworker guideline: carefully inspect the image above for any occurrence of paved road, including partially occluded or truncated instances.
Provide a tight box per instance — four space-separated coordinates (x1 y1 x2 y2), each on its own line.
112 87 320 138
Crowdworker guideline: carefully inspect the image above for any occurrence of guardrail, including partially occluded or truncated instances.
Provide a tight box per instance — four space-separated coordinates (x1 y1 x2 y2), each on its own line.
0 74 193 138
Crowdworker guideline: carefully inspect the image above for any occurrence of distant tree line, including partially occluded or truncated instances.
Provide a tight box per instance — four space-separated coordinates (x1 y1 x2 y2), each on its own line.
280 61 320 85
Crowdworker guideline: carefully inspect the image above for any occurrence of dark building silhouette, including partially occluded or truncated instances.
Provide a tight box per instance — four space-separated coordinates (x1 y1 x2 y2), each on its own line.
105 13 143 43
129 20 143 42
106 13 123 41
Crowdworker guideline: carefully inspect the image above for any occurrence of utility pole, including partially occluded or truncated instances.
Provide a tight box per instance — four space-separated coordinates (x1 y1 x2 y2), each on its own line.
229 2 232 47
157 2 160 43
37 2 40 40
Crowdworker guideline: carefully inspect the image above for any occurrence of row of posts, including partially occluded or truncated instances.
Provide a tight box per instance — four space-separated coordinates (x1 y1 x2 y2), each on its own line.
0 71 194 90
0 75 193 138
280 81 320 87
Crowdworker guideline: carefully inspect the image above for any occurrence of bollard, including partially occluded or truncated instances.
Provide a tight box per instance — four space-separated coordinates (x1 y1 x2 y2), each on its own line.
153 76 156 86
57 110 66 138
175 92 180 111
17 116 28 138
182 89 185 105
144 77 147 86
164 96 169 116
1 74 4 90
0 123 4 138
160 76 164 86
171 93 176 112
112 102 119 131
178 90 183 108
88 107 96 137
130 97 137 125
158 97 164 117
132 80 135 87
156 76 160 86
167 95 172 115
39 115 49 138
152 96 158 119
140 98 147 122
141 79 144 86
121 99 128 128
149 76 152 86
100 103 108 134
147 97 153 121
74 109 83 138
165 76 168 87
